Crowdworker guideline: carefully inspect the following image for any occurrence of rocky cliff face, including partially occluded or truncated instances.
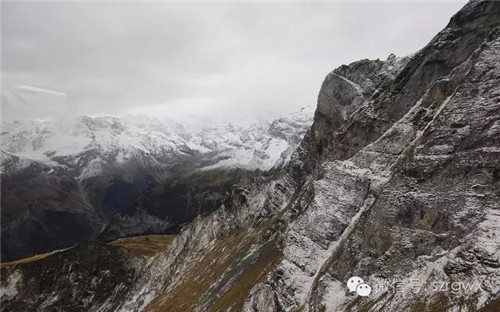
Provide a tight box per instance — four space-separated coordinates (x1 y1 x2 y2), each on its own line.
1 1 499 311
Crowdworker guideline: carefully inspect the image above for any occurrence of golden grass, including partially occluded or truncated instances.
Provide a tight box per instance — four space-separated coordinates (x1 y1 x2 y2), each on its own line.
145 218 284 312
0 250 60 269
110 234 176 257
209 237 282 312
145 229 257 312
0 234 176 269
144 185 312 311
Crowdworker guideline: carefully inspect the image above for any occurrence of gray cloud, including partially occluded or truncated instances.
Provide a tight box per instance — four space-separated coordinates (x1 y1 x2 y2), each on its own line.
2 1 466 122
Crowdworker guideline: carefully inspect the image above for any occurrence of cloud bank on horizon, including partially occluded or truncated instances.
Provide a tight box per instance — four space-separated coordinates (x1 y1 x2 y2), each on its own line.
1 1 466 122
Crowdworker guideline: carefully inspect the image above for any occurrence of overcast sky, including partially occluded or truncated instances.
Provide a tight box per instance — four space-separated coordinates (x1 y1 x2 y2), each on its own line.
2 1 467 122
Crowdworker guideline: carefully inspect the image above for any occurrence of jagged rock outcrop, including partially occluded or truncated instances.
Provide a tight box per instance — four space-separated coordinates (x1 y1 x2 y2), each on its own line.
1 242 146 312
1 1 499 311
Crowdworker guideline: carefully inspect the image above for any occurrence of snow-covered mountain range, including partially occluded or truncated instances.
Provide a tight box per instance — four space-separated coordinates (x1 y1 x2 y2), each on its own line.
1 106 313 176
0 107 314 261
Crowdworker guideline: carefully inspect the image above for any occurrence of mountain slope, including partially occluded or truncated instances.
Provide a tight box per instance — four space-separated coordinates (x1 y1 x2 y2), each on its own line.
131 1 500 311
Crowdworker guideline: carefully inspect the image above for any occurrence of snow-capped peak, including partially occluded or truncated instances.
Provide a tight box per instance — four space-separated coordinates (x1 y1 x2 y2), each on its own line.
1 107 314 176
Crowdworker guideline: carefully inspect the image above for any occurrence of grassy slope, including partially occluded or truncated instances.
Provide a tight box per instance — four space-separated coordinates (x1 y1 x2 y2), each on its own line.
0 234 176 269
